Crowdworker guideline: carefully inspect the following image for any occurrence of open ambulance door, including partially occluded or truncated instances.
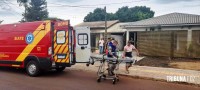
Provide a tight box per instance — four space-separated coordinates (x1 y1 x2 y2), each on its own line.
74 27 92 65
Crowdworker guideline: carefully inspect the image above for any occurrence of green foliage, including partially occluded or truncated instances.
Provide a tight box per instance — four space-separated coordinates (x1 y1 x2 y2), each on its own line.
84 6 154 22
17 0 48 22
17 0 28 6
116 6 155 22
84 8 117 22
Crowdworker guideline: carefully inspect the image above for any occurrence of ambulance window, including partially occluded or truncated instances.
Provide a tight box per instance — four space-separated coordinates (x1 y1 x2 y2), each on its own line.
56 30 66 44
78 34 88 45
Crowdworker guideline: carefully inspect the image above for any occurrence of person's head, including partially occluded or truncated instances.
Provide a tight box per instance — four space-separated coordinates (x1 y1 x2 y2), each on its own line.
127 41 132 46
112 38 115 41
107 38 111 42
101 38 103 40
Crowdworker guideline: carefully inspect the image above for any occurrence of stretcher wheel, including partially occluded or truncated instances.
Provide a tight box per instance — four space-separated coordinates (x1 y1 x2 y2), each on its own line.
112 78 116 84
103 75 106 78
117 78 119 82
103 75 106 80
97 76 101 83
116 76 119 81
86 63 89 67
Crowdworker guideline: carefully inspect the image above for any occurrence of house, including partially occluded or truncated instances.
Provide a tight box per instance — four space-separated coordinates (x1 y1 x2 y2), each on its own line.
121 12 200 58
75 20 127 50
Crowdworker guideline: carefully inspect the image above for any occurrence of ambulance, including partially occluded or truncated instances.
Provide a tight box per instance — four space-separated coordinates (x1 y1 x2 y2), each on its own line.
0 20 91 76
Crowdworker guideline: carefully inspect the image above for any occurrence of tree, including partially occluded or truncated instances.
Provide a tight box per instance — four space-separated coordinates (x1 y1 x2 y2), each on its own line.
115 6 130 22
84 8 117 22
17 0 48 22
116 6 154 22
83 6 154 22
17 0 29 21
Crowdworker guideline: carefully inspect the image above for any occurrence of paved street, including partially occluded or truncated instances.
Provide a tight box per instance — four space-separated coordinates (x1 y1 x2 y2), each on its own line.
0 67 200 90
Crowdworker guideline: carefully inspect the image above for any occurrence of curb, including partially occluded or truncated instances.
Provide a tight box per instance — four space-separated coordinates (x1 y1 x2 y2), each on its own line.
71 63 200 87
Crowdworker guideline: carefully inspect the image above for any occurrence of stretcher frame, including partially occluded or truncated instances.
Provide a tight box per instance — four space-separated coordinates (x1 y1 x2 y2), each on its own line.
90 55 136 84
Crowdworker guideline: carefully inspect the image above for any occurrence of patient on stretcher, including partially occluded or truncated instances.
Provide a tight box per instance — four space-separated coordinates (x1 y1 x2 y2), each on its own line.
107 40 118 76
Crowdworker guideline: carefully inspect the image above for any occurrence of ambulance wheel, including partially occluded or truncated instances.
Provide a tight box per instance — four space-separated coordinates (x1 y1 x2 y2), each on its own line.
56 67 66 72
26 61 40 77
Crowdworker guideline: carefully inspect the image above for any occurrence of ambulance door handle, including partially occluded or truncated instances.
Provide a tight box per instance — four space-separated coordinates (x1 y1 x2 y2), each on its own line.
81 46 85 50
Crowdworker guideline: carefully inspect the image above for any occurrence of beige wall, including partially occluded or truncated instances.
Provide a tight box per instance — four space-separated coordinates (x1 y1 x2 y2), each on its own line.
126 25 200 31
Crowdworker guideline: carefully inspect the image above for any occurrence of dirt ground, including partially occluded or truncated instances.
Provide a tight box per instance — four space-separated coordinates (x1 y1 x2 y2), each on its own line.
135 57 200 71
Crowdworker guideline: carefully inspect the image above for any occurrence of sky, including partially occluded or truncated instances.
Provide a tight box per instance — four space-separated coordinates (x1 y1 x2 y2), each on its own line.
0 0 200 26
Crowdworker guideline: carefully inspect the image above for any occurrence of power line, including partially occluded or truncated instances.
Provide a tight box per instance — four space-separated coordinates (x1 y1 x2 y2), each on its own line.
4 0 24 11
77 0 149 6
0 0 22 17
48 3 95 8
48 0 149 8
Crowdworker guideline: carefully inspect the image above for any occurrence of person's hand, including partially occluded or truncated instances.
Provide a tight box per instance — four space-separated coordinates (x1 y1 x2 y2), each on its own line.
137 53 139 56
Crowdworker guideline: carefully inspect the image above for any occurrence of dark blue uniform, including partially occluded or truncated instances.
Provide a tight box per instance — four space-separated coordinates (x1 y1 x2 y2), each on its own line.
107 42 117 57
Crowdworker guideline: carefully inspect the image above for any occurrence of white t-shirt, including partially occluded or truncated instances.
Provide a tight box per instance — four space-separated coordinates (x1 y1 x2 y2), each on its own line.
99 40 104 46
124 44 135 52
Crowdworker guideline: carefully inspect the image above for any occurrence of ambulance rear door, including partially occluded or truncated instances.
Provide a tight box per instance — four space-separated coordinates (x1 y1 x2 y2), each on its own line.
74 27 91 63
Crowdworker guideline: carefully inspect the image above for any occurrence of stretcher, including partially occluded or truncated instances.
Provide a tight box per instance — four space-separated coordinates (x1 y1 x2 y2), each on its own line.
90 54 136 84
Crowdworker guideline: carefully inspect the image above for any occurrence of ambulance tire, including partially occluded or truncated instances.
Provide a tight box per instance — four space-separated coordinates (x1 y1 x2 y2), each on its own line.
56 67 66 72
26 61 40 77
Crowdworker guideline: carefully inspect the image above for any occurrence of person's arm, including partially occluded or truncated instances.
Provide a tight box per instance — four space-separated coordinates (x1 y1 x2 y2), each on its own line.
122 46 126 58
132 46 139 56
134 48 139 56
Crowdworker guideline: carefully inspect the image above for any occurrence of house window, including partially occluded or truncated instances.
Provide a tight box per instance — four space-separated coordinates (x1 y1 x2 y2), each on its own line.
78 33 88 45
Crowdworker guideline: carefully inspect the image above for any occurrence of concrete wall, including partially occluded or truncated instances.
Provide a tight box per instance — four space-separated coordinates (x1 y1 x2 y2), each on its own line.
137 30 200 58
110 35 124 50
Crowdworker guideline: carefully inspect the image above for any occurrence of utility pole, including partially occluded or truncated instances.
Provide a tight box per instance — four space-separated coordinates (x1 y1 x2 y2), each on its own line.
0 20 3 24
104 6 107 43
24 3 27 21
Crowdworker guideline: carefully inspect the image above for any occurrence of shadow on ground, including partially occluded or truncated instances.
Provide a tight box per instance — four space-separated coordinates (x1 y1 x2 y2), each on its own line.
0 66 69 77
